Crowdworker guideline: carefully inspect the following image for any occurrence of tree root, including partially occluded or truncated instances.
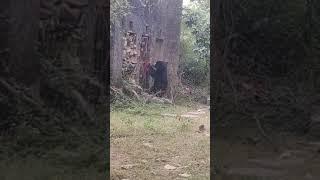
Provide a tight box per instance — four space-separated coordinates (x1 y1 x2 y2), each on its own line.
0 78 40 108
254 115 272 143
254 114 280 152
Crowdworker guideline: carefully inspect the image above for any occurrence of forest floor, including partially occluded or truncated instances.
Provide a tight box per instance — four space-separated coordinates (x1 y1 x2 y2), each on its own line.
0 110 107 180
214 124 320 180
110 103 210 180
0 145 106 180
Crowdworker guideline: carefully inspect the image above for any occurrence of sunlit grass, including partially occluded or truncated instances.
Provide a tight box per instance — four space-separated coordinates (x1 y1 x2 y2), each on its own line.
110 102 210 179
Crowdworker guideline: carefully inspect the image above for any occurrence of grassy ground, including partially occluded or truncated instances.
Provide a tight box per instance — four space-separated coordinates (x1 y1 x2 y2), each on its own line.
214 126 320 180
0 107 107 180
0 142 106 180
0 150 106 180
0 158 105 180
110 102 210 180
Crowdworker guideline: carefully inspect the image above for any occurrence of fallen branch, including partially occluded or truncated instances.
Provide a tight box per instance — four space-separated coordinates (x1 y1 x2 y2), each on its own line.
0 78 40 108
122 85 140 100
254 115 272 143
70 89 96 122
253 114 279 152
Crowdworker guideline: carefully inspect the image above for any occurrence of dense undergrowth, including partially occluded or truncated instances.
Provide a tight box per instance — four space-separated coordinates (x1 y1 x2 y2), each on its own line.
214 0 320 136
0 57 107 178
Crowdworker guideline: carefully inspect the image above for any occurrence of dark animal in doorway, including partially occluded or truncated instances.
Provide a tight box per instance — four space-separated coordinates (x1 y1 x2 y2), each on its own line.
150 61 168 96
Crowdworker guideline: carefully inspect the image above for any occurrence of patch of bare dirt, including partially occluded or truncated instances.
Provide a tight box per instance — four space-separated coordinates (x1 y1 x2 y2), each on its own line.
214 128 320 180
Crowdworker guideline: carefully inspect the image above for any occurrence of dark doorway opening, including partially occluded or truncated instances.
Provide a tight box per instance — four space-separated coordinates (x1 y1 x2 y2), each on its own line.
150 61 168 96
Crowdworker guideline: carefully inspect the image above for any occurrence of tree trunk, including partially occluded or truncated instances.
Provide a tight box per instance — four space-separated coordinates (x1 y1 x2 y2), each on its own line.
212 0 224 100
110 21 124 87
163 0 183 98
9 0 40 98
212 1 224 176
0 1 9 76
94 3 108 85
0 1 9 51
79 0 96 73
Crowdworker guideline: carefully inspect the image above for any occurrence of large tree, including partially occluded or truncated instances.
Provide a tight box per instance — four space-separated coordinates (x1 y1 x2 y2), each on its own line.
212 0 225 99
9 0 40 99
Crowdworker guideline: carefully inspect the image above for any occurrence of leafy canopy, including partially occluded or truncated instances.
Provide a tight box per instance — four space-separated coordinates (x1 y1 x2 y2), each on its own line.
180 0 210 86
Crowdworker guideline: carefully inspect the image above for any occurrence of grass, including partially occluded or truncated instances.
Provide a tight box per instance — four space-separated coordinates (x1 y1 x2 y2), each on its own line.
0 156 106 180
0 101 209 180
111 102 210 180
0 109 107 180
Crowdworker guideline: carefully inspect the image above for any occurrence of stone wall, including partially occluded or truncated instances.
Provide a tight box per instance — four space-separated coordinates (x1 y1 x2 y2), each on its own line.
110 0 183 96
38 0 109 84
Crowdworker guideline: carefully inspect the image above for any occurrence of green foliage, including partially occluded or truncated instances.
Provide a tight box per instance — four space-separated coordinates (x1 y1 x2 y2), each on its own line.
179 120 192 132
227 0 320 77
180 0 210 86
143 117 156 131
183 0 210 61
214 0 320 133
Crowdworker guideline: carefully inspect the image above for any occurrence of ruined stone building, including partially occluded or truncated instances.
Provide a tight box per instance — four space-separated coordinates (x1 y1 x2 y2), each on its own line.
36 0 109 86
110 0 183 97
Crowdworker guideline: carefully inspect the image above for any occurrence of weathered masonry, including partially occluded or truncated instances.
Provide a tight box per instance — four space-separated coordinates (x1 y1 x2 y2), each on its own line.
38 0 109 85
110 0 183 97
